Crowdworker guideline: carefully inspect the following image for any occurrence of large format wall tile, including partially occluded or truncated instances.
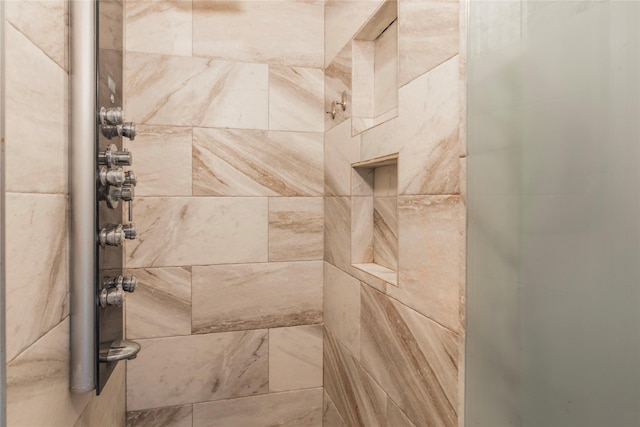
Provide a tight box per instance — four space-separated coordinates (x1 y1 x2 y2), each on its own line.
324 328 387 427
360 285 460 427
192 1 323 68
387 399 417 427
5 25 68 194
127 330 269 410
193 128 323 197
362 56 461 195
399 0 459 87
192 388 323 427
127 405 193 427
192 261 322 334
5 194 67 361
324 263 361 358
373 196 398 270
269 197 324 262
132 126 192 197
325 119 361 197
269 325 323 392
7 320 90 427
126 197 267 268
126 1 192 56
323 390 347 427
391 195 465 331
5 0 68 70
270 66 324 132
125 52 268 129
75 363 126 427
125 267 192 340
324 197 352 271
325 43 352 131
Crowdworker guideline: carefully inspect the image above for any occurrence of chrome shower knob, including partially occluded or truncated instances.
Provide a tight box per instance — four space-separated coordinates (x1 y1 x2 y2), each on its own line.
123 223 137 240
98 144 132 168
99 106 124 126
99 167 126 187
122 275 137 293
120 122 136 140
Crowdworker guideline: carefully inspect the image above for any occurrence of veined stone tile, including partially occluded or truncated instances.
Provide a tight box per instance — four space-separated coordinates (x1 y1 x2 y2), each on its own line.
391 195 465 331
270 66 324 132
325 43 352 131
127 405 192 427
6 0 68 70
323 390 347 427
325 119 362 197
373 164 397 197
269 197 324 262
125 267 192 340
360 284 460 427
133 125 192 197
361 56 461 195
6 194 67 362
373 197 398 271
387 399 416 427
125 197 268 268
7 319 91 427
75 363 126 427
193 128 323 197
192 388 323 427
126 1 192 56
324 197 351 271
324 263 361 358
191 261 322 334
351 196 374 264
373 20 399 117
193 1 323 68
5 24 68 194
127 331 269 410
125 52 268 129
269 325 323 392
399 0 459 87
325 0 386 66
324 328 387 427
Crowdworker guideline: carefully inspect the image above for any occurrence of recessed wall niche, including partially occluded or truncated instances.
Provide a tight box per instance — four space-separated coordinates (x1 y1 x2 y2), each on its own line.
351 154 399 286
352 0 399 135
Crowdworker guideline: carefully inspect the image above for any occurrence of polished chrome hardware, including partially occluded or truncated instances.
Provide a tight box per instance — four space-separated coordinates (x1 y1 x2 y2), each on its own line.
103 275 137 293
99 106 123 125
112 185 134 202
124 170 137 187
99 223 136 247
99 340 141 362
99 285 124 307
99 167 125 187
120 122 136 140
98 144 132 168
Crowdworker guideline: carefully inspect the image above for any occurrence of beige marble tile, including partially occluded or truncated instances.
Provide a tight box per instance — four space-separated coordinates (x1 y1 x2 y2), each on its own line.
192 261 322 334
373 20 399 117
324 328 387 427
75 363 126 427
391 195 465 331
351 196 374 264
270 325 323 392
7 319 91 427
192 388 323 427
125 197 268 268
5 194 67 361
373 197 398 271
386 399 416 427
125 52 268 129
5 0 68 70
325 43 352 131
127 331 269 410
373 164 397 196
325 119 361 197
352 263 397 286
352 40 376 119
323 390 347 427
5 24 68 194
127 405 193 427
325 0 386 66
193 1 323 68
323 263 361 358
132 125 192 197
269 197 324 262
193 128 323 197
126 1 192 56
399 0 459 87
360 285 460 427
125 267 191 340
324 197 351 271
362 56 461 195
270 66 324 132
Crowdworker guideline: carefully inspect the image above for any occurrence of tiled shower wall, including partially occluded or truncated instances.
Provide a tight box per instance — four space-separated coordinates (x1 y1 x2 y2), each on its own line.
4 1 126 425
123 1 326 425
323 1 466 426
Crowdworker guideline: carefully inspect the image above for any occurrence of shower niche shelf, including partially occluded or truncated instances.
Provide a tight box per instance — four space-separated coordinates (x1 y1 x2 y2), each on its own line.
351 154 399 286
